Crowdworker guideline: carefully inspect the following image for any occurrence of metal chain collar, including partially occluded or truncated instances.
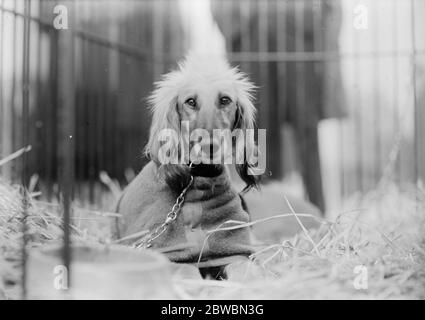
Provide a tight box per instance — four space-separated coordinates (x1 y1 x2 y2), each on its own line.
134 165 194 249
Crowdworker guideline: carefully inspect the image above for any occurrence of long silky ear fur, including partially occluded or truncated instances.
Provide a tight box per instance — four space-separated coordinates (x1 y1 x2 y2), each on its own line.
232 70 261 192
144 70 191 193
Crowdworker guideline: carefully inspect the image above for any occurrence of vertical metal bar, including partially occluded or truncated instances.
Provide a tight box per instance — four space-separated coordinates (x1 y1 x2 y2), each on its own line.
153 0 164 79
74 42 80 200
276 0 286 149
31 1 40 183
22 0 31 195
267 0 282 179
312 0 322 50
21 0 31 300
339 115 345 198
82 37 89 202
339 0 347 199
94 3 102 203
239 0 250 72
312 0 326 201
1 2 13 180
74 1 82 200
294 0 305 144
226 0 234 54
101 0 108 181
48 26 59 199
373 0 381 185
90 2 97 203
11 1 18 180
96 43 104 201
392 0 400 186
107 2 119 179
409 0 422 216
353 0 363 193
57 0 75 288
81 11 89 202
121 2 128 179
258 0 268 124
0 0 4 165
294 0 309 199
102 1 111 182
86 4 95 203
79 1 89 202
410 0 418 188
258 0 272 176
99 1 106 201
35 0 42 181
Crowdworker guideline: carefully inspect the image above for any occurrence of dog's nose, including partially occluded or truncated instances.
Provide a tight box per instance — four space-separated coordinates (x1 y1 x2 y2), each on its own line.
198 138 221 162
200 138 220 151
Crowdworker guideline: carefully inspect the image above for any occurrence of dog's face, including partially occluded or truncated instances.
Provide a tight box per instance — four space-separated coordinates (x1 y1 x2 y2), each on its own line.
177 83 238 134
176 79 240 165
177 83 239 178
145 53 259 192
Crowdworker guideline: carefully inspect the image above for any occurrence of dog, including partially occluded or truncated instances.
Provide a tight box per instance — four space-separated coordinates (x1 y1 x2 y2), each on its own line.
115 52 260 278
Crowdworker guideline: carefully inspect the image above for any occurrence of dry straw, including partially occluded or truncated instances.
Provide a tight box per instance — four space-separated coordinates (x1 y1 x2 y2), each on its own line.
1 149 424 299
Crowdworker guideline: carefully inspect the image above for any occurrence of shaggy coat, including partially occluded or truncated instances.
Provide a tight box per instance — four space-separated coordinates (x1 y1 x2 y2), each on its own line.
116 53 259 266
116 162 254 265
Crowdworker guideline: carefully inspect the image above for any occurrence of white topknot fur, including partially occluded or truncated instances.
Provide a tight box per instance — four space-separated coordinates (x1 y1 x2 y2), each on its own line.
144 0 259 191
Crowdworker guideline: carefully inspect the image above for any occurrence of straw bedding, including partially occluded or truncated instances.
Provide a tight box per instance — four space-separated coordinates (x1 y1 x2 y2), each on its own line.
0 175 424 300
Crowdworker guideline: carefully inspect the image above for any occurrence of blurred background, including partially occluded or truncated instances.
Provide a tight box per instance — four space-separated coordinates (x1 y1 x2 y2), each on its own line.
0 0 424 215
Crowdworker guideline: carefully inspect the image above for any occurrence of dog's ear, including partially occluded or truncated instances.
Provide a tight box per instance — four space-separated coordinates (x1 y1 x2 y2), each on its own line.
233 80 261 192
144 72 191 192
145 97 180 164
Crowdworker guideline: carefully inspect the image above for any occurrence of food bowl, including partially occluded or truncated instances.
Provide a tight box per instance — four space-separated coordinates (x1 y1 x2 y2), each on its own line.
27 243 175 299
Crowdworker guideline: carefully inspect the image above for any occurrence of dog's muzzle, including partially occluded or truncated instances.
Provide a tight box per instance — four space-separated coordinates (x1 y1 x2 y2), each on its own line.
190 163 223 177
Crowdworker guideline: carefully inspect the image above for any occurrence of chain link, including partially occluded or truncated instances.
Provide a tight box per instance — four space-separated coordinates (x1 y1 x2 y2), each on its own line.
134 165 194 249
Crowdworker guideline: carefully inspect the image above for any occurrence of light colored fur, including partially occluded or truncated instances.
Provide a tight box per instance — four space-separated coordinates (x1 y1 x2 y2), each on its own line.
145 53 258 188
115 53 261 265
116 53 321 265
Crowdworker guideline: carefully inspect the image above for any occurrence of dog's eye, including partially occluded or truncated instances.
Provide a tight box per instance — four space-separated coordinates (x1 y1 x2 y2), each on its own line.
220 96 232 106
185 98 197 108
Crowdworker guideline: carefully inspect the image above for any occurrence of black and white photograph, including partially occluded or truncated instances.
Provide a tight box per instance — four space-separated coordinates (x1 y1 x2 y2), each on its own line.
0 0 424 302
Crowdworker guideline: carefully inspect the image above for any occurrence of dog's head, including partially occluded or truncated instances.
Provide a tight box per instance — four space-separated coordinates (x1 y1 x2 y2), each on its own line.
145 53 259 192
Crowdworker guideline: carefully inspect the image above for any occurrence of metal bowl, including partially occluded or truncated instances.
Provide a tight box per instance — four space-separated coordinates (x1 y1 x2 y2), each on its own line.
27 243 175 299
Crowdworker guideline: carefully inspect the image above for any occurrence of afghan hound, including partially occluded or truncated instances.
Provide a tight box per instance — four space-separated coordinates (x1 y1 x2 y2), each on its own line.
115 52 261 278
